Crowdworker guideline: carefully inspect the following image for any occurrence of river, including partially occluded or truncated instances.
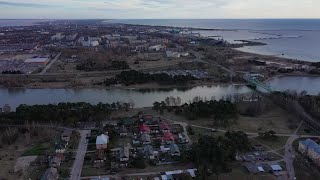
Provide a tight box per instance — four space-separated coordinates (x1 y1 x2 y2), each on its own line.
0 85 252 109
1 76 320 110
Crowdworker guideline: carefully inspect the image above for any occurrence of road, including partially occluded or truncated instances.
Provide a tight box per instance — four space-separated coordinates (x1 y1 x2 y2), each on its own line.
40 52 62 75
283 121 303 180
70 130 90 180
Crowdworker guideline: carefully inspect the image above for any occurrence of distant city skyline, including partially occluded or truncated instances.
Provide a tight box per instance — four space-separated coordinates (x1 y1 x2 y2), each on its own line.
0 0 319 19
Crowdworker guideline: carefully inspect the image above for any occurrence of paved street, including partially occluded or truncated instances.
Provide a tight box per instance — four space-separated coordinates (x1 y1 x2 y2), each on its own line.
40 52 61 75
70 130 90 180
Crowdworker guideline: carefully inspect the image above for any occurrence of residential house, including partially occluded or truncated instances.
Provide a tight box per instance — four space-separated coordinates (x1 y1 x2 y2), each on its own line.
169 143 180 157
96 134 109 150
159 122 171 133
119 125 128 137
140 133 151 145
61 129 72 142
49 156 61 168
162 132 175 143
119 146 130 162
143 145 156 160
139 124 151 134
55 143 66 154
41 167 59 180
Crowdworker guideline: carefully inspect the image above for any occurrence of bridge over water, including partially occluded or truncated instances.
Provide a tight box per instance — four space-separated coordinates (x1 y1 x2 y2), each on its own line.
243 75 273 92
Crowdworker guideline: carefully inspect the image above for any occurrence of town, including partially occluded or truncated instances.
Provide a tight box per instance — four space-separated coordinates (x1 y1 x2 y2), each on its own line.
1 19 320 180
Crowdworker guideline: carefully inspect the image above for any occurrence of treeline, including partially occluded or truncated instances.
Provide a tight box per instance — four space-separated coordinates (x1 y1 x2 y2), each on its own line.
2 70 23 74
0 102 130 125
76 61 129 71
153 98 237 127
183 132 250 177
104 70 196 86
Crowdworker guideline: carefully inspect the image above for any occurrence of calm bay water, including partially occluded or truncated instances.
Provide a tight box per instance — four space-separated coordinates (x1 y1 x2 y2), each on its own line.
107 19 320 62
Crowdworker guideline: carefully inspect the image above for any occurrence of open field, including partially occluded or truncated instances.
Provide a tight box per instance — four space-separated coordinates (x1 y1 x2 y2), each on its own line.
217 163 276 180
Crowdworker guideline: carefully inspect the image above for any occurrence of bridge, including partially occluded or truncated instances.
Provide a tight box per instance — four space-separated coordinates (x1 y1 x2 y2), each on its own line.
244 74 273 92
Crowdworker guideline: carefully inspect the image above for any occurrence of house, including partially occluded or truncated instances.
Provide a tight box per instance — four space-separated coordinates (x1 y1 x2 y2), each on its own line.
140 133 151 145
41 167 59 180
166 51 180 58
55 143 66 154
161 169 197 180
61 129 72 142
270 164 282 173
139 124 151 134
162 132 175 143
96 134 109 150
49 156 61 168
143 145 156 160
159 122 170 133
169 143 180 156
119 125 128 137
119 146 130 162
299 139 320 165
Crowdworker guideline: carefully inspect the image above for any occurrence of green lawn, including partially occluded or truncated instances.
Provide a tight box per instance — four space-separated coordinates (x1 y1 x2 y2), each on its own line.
22 143 51 156
252 136 288 150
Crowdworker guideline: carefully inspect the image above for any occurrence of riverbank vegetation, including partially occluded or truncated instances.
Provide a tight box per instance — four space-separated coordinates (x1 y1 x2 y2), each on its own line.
0 102 131 125
104 70 196 86
153 97 237 127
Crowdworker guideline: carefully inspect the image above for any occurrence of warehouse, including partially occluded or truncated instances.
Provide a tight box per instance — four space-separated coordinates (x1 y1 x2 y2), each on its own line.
24 57 50 66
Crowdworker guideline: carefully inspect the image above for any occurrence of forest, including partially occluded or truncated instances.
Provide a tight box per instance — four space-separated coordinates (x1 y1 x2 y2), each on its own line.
104 70 196 86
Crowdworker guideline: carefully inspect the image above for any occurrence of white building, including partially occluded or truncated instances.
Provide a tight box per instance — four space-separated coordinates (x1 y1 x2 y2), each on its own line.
51 33 65 41
149 45 164 51
166 51 180 58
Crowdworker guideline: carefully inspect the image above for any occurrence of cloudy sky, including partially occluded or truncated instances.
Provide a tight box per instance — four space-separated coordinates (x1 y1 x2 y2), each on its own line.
0 0 319 19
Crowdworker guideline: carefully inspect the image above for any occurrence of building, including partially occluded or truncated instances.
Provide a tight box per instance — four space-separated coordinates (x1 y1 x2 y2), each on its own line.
49 156 61 168
149 45 165 51
159 122 170 133
161 169 197 180
143 145 156 160
166 51 180 58
163 132 175 142
25 57 50 66
61 129 72 142
299 139 320 165
169 143 181 156
51 33 65 41
41 167 59 180
2 104 11 113
119 125 128 137
96 134 109 150
139 124 151 134
140 133 151 145
270 164 282 173
119 146 130 162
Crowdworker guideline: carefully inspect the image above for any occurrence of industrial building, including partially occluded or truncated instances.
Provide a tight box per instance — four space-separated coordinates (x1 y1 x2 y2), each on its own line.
24 57 50 66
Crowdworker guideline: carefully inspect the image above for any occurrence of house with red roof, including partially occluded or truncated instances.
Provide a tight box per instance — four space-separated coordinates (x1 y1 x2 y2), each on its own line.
162 132 175 142
139 124 151 134
160 122 171 133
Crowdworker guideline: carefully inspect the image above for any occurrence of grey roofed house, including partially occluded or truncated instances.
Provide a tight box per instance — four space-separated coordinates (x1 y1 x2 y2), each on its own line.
119 125 128 136
49 156 61 168
143 145 154 157
41 167 59 180
169 143 180 156
61 129 72 141
140 133 151 144
119 146 130 162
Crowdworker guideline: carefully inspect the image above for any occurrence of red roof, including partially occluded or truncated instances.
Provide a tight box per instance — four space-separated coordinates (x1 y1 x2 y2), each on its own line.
159 122 170 130
139 124 151 133
162 132 175 141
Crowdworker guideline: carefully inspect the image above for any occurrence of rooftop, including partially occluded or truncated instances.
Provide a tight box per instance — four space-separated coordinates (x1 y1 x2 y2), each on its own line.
96 134 109 145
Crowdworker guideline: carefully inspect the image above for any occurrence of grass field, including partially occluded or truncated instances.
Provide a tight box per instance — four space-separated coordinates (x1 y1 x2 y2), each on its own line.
22 142 52 156
252 136 289 150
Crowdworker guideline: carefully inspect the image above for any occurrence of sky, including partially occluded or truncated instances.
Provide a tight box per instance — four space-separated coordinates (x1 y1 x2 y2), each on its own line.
0 0 319 19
